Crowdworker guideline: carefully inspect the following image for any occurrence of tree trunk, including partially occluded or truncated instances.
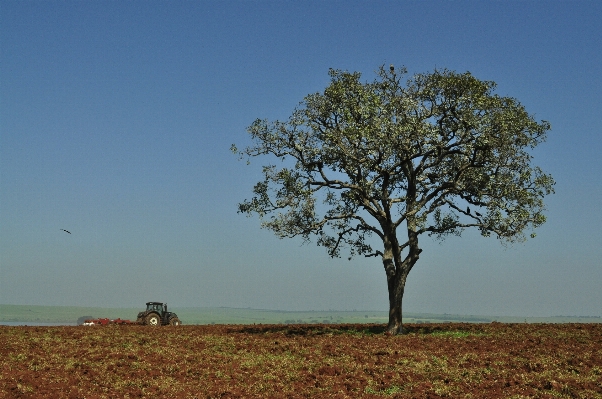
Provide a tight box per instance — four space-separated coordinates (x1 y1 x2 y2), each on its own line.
386 269 406 334
381 212 420 334
382 225 420 335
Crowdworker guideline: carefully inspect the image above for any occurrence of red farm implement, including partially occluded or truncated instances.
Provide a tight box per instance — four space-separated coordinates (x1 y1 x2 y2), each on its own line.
82 318 137 326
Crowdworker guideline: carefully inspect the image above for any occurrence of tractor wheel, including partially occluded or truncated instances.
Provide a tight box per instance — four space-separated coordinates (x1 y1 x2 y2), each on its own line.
145 313 161 326
169 317 181 326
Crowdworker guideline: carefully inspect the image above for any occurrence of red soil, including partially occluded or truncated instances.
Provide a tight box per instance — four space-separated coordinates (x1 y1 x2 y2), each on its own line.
1 323 601 398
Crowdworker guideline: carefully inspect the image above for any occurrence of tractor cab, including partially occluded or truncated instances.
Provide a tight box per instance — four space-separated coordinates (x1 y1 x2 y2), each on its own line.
146 302 166 316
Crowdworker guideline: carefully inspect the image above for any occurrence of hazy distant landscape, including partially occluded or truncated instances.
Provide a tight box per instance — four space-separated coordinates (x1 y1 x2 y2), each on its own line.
1 304 600 326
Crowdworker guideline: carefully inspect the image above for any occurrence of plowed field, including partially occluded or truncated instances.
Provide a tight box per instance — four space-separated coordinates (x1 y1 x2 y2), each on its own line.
1 323 601 398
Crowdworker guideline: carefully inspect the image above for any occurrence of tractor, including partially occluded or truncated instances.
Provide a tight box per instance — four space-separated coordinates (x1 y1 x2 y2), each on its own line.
136 302 181 326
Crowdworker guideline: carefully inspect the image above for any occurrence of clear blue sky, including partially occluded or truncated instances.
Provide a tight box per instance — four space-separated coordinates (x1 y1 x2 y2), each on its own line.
1 1 600 317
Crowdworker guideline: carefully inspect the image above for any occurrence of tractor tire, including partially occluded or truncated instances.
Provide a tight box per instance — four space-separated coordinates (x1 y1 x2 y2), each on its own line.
169 317 181 326
145 313 161 326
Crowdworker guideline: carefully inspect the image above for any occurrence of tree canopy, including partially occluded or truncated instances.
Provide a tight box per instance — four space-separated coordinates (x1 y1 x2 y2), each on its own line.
233 65 555 334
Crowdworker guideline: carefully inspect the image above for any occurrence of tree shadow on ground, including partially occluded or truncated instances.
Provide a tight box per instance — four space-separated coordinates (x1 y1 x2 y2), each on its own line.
231 323 479 336
234 323 386 336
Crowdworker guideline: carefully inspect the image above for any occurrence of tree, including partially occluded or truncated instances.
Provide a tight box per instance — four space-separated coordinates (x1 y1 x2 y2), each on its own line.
232 65 555 334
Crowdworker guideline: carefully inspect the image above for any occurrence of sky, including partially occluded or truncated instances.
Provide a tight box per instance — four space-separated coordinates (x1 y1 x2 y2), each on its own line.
1 1 601 317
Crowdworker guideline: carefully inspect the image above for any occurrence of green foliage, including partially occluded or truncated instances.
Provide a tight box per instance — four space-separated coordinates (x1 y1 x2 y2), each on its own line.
234 65 554 259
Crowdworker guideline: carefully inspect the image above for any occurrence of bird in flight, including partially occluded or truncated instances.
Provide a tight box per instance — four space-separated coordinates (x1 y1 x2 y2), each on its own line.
60 229 71 234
